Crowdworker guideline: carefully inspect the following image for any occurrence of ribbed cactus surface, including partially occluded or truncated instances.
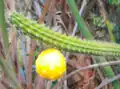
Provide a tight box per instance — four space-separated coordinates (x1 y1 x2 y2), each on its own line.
10 12 120 57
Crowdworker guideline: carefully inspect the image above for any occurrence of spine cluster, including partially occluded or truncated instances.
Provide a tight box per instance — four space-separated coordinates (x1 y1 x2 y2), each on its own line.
10 12 120 57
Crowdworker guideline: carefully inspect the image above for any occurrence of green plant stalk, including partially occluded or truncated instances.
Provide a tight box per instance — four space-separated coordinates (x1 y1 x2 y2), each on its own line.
66 0 93 40
106 20 120 75
11 13 120 57
10 12 120 88
106 20 120 78
106 18 120 87
66 1 120 88
0 0 9 55
106 20 116 42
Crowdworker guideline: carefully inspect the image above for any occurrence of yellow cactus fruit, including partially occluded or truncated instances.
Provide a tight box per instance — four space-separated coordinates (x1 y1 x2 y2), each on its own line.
35 48 66 80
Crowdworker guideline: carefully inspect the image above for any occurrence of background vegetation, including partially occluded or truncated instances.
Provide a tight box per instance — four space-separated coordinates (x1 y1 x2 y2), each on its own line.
1 0 120 89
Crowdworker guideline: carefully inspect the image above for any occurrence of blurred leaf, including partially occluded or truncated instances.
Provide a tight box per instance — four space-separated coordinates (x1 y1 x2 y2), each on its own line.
108 0 120 5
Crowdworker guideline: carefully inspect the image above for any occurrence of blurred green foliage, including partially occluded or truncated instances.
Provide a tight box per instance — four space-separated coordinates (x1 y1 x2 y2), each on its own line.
108 0 120 5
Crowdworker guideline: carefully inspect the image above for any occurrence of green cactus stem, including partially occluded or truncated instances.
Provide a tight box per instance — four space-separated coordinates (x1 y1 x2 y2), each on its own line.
10 12 120 57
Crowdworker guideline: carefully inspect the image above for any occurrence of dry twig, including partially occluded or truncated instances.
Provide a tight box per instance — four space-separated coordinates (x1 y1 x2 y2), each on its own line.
38 0 51 23
53 60 120 89
95 74 120 89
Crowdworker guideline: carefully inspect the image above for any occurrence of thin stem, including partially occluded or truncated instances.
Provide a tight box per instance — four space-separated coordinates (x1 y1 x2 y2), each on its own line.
66 0 93 40
53 60 120 89
0 57 22 89
72 0 87 36
95 74 120 89
0 0 9 55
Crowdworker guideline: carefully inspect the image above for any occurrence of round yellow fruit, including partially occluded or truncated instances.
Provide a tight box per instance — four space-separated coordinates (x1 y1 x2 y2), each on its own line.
35 48 66 80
